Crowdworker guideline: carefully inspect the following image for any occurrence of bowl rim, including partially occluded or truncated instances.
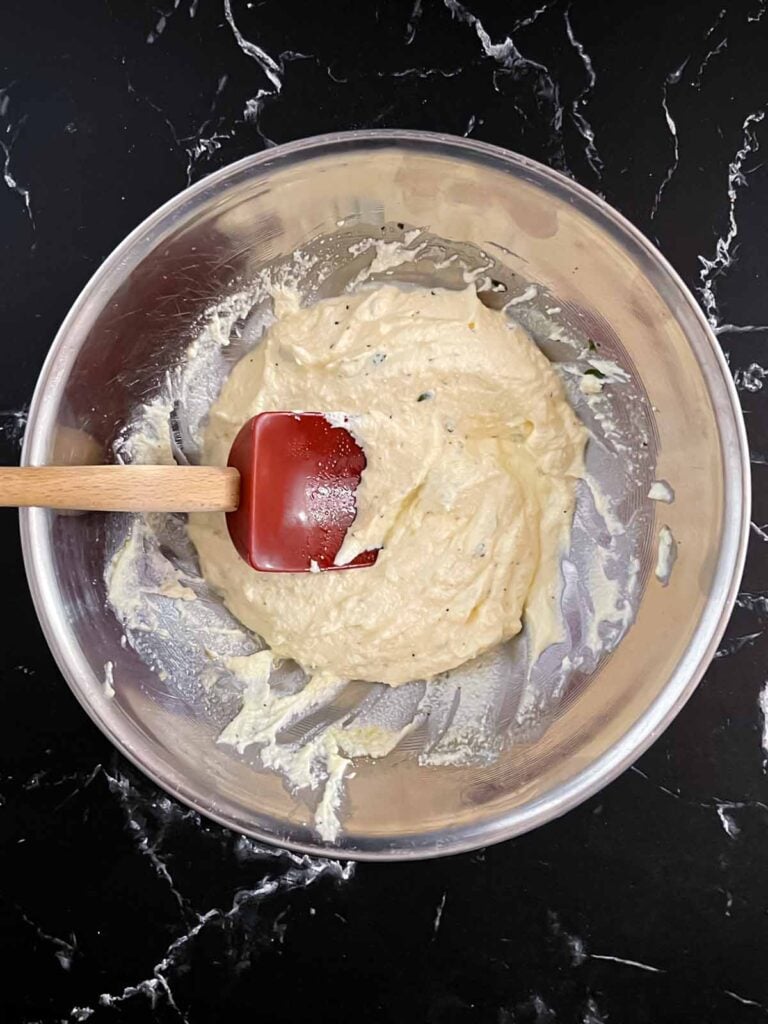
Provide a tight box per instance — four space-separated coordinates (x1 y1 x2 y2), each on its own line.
20 128 750 861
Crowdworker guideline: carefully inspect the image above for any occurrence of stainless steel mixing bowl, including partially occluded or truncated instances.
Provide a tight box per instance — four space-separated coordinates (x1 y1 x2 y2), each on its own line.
21 130 749 860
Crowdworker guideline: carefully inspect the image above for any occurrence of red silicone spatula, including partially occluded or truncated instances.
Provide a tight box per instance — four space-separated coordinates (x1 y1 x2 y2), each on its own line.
1 412 377 573
227 412 377 572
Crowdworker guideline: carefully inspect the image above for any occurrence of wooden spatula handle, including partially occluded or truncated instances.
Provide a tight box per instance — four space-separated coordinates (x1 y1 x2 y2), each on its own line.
0 465 240 512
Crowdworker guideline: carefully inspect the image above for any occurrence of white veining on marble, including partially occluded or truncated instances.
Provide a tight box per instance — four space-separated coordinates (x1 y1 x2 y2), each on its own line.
69 771 355 1020
184 127 234 183
226 0 314 150
147 0 179 44
698 109 765 327
563 7 603 179
751 522 768 543
715 801 741 839
21 764 100 809
514 995 556 1020
631 764 687 800
126 70 235 186
590 953 664 974
247 50 312 142
146 0 199 44
691 37 728 90
724 989 768 1009
125 75 185 158
101 765 192 917
376 64 465 81
690 8 727 89
721 887 734 917
715 631 762 658
704 7 727 38
433 891 447 936
0 404 28 450
443 1 527 69
19 909 77 971
570 937 589 968
96 865 352 1017
736 592 768 614
183 71 233 171
243 95 276 148
404 0 424 45
224 0 282 93
582 997 608 1024
734 362 768 392
513 1 556 30
716 323 768 335
548 910 587 966
631 766 768 840
182 74 235 182
747 0 766 22
759 680 768 771
715 799 768 839
650 59 687 219
443 0 568 170
0 86 33 224
224 0 291 146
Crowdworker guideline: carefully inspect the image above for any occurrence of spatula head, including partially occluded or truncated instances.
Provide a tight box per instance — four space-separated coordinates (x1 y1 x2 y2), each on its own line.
226 412 378 573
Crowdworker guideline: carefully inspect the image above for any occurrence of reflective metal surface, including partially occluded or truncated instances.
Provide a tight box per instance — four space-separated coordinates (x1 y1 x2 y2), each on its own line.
20 131 749 860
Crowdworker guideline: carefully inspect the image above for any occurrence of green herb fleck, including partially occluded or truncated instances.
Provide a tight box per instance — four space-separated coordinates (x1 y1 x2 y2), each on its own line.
584 367 606 379
587 338 597 352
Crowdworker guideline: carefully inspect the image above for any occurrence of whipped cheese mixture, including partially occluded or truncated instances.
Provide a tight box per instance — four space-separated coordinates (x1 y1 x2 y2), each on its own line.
105 230 659 843
188 285 586 687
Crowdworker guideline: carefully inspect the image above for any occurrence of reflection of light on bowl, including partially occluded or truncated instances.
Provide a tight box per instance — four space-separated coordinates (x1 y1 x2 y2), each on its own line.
20 131 749 860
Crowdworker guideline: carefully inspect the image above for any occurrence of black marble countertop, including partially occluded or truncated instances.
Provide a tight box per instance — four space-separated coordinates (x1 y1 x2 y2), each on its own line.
2 2 768 1021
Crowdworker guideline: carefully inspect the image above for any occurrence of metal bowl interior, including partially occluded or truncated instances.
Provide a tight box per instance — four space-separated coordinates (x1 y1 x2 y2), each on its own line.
21 131 749 860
